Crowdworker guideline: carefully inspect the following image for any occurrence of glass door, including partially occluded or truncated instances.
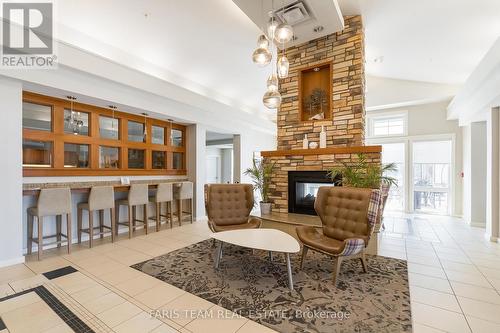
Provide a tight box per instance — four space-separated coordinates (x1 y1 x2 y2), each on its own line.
412 140 452 214
381 143 406 211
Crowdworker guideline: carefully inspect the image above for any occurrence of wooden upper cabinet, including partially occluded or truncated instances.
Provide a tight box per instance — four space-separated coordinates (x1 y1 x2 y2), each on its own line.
22 92 187 176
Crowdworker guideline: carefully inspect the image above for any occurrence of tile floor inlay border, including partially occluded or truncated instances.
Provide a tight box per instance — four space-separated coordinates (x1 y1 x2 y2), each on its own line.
133 240 412 333
0 281 96 333
43 266 78 280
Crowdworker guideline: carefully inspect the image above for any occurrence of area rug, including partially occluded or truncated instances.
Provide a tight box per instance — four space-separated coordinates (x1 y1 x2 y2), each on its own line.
132 240 411 333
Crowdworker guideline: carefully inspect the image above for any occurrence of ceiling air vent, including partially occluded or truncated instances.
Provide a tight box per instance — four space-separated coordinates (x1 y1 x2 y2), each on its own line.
275 1 312 26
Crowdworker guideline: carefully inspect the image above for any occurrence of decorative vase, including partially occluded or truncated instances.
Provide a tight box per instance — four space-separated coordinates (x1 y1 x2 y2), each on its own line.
260 202 272 215
320 126 327 148
303 134 309 149
309 141 318 149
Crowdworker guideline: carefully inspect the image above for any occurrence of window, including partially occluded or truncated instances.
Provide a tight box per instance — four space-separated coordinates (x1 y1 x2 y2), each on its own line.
152 151 166 169
128 149 145 169
152 126 165 145
128 121 144 142
23 140 52 167
171 129 183 147
23 102 52 131
64 109 89 136
64 143 89 168
99 116 119 140
367 112 407 138
173 152 183 170
99 146 119 169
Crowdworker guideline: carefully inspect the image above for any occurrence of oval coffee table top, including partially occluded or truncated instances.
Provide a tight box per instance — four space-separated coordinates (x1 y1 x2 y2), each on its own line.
211 228 300 253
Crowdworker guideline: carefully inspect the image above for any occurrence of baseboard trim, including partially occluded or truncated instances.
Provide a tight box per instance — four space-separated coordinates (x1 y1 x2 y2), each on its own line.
0 256 25 268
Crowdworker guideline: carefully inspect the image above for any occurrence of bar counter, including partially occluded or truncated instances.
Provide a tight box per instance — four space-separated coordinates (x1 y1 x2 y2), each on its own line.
23 178 189 196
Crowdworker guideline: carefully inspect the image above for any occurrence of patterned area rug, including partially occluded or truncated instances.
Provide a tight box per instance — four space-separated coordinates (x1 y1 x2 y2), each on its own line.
132 240 411 333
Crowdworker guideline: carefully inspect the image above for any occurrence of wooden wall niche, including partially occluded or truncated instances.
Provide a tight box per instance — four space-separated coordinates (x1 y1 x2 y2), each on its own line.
299 62 332 122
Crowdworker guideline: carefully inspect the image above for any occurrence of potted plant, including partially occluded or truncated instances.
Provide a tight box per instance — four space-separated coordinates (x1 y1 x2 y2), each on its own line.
328 153 398 189
244 158 275 214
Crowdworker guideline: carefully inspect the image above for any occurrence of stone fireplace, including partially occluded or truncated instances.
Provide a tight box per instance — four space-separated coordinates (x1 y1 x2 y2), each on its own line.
261 15 382 215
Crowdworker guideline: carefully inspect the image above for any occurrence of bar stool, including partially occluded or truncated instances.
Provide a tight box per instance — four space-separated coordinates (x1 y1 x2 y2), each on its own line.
27 188 72 260
115 184 149 238
149 183 174 231
174 182 194 225
77 186 115 248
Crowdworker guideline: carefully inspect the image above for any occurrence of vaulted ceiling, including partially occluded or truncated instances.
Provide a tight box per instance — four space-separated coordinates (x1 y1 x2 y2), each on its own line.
53 0 500 114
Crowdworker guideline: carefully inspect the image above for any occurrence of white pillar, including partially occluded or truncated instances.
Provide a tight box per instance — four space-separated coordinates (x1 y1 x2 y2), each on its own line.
486 108 500 242
187 124 206 220
463 122 487 227
0 78 24 267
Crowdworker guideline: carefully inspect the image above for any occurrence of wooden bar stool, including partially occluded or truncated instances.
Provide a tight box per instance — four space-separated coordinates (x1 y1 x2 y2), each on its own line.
174 182 194 225
149 183 174 231
115 184 149 238
27 188 72 260
77 186 115 248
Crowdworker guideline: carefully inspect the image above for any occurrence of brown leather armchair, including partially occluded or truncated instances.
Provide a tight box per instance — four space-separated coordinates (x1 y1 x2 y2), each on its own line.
204 184 262 232
296 186 381 285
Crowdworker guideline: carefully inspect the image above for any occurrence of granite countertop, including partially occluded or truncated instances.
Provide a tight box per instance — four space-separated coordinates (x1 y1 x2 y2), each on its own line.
23 178 189 191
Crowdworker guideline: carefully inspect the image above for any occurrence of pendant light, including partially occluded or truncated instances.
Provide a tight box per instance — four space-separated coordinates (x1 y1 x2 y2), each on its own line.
252 47 272 66
274 23 293 44
263 89 282 109
274 0 293 44
267 72 279 91
252 0 272 67
65 96 83 135
257 34 269 49
277 54 289 78
276 0 290 78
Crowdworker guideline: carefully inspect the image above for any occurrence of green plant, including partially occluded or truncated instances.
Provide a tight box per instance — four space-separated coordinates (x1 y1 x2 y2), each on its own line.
328 153 398 189
244 158 275 203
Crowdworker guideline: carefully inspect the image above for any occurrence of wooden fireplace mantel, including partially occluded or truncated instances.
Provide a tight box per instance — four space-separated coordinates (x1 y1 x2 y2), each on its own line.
260 146 382 157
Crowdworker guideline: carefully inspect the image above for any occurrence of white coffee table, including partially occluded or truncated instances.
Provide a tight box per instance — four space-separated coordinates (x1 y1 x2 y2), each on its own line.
210 228 301 291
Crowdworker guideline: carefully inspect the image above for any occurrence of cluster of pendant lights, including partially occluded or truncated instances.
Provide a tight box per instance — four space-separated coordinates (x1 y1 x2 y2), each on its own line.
252 0 294 109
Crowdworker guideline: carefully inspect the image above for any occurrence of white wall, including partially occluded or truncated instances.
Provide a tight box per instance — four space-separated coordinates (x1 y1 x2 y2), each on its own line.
367 100 463 216
0 78 24 266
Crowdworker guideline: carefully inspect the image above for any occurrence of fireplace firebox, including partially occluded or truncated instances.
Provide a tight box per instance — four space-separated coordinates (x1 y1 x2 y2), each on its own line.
288 171 342 215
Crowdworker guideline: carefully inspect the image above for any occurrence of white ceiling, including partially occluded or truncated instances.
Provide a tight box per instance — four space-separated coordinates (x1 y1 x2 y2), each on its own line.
52 0 500 116
339 0 500 84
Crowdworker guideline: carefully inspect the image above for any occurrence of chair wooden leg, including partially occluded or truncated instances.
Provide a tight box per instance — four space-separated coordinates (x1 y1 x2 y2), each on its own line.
99 210 104 239
360 250 367 273
300 246 309 269
132 206 137 229
66 213 72 254
144 204 148 235
190 198 194 223
169 201 173 228
178 199 182 226
156 202 160 232
77 207 82 243
37 216 43 261
56 215 62 248
27 213 33 255
110 208 116 242
88 210 94 248
332 256 342 286
128 206 133 238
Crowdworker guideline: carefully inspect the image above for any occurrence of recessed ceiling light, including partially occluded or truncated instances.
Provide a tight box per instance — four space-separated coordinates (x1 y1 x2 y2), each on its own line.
291 35 298 41
313 26 324 33
108 105 117 109
373 56 384 63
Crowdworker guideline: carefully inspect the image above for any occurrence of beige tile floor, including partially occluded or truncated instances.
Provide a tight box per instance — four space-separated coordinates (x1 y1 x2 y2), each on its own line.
0 213 499 333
